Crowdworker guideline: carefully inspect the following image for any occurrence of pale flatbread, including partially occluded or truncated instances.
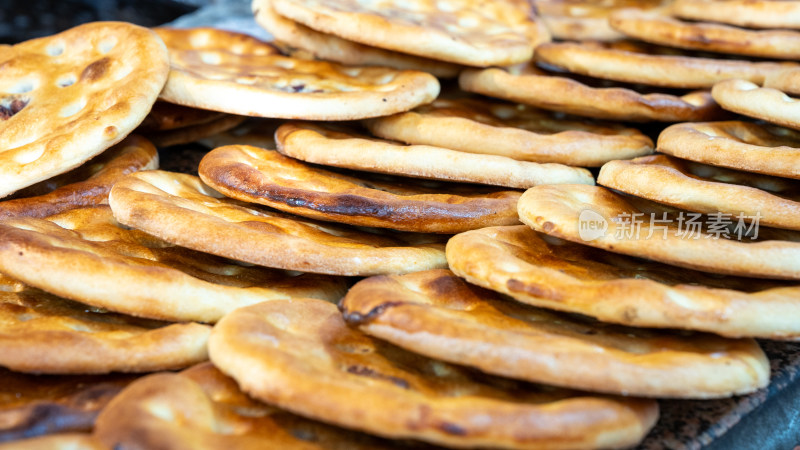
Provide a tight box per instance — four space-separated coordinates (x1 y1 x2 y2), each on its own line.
535 0 670 41
448 225 800 339
94 364 421 449
109 170 448 276
365 98 654 166
269 0 549 67
535 40 797 89
0 135 158 219
252 0 462 78
712 79 800 130
460 65 725 122
209 298 659 449
155 27 439 120
764 67 800 96
275 122 595 188
609 8 800 59
0 206 347 323
0 22 169 198
0 282 209 374
657 121 800 180
199 145 522 233
599 155 800 231
673 0 800 30
518 184 800 279
342 269 770 397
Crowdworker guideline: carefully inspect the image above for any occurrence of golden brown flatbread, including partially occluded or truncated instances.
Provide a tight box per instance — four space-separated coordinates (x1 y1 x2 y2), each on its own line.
673 0 800 30
0 22 168 198
712 79 800 130
137 102 225 132
0 206 347 322
535 0 670 41
109 170 448 276
210 298 659 449
447 225 800 339
145 114 247 148
341 269 770 397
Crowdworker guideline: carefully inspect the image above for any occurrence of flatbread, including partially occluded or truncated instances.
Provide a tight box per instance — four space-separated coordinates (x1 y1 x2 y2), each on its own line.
598 155 800 231
673 0 800 30
155 27 440 120
657 121 800 180
609 8 800 60
275 122 595 188
0 21 169 198
0 135 158 219
341 269 770 397
109 170 448 276
535 0 670 41
196 118 280 149
269 0 549 67
146 114 247 148
0 434 105 450
94 363 421 449
0 368 134 441
0 206 347 323
447 225 800 339
252 0 462 78
209 298 659 449
535 40 797 89
199 145 522 233
365 98 654 166
518 184 800 279
137 101 225 132
459 65 725 122
0 281 209 374
764 67 800 96
712 79 800 130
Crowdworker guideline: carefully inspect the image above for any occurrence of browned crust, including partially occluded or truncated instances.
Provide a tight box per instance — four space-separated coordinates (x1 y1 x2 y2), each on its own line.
0 434 105 450
199 145 522 233
341 269 770 397
459 66 725 122
517 184 800 279
138 102 225 132
109 171 448 276
535 40 797 89
712 79 800 131
145 114 247 148
764 67 800 96
365 98 654 166
609 8 800 59
209 298 659 449
0 135 158 219
657 121 800 179
598 155 800 230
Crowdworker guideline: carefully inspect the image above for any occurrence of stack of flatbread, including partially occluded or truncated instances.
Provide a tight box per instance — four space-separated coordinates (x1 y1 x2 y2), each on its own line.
1 1 799 448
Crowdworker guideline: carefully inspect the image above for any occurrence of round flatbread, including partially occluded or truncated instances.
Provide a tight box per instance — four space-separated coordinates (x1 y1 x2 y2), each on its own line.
365 98 654 166
447 225 800 339
0 135 158 219
535 40 796 89
0 367 135 441
146 114 247 148
0 206 347 323
0 281 209 374
598 155 800 231
137 102 225 132
518 184 800 279
673 0 800 30
657 121 800 180
535 0 670 41
94 366 417 450
253 0 462 78
154 27 439 121
209 298 659 449
109 170 448 276
764 67 800 96
268 0 549 67
459 65 725 122
275 122 595 188
0 21 169 198
341 269 770 397
0 434 105 450
196 118 280 149
609 8 800 60
199 145 522 233
712 79 800 130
